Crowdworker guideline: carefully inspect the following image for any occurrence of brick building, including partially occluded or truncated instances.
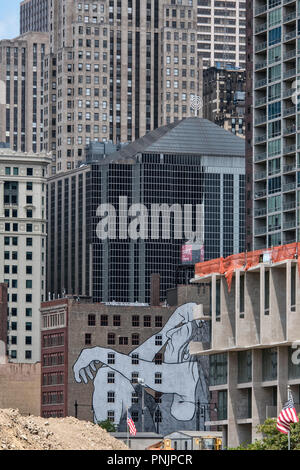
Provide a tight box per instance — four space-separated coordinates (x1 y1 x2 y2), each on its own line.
40 283 212 435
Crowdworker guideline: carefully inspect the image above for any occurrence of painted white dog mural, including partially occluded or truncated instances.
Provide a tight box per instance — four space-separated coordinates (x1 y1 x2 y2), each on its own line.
73 303 209 431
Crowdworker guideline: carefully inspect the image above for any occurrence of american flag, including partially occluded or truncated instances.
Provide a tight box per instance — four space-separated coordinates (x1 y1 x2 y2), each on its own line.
127 411 137 436
277 394 299 435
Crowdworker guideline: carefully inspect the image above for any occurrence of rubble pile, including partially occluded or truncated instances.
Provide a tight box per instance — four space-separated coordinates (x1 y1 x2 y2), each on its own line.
0 409 127 450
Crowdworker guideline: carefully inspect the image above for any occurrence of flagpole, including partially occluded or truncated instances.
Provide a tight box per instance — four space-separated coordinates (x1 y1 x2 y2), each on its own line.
288 385 291 451
126 407 130 449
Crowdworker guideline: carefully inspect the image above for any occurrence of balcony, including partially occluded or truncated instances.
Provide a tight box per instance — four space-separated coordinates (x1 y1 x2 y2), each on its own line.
283 144 296 155
254 152 267 162
255 41 267 53
254 171 267 181
283 182 296 192
255 78 267 89
283 68 296 80
255 96 267 107
254 207 267 217
255 189 267 199
255 22 267 34
255 5 268 16
283 12 297 23
255 134 267 144
255 60 267 71
283 125 296 136
283 106 296 117
255 115 267 125
255 226 267 235
283 50 296 61
283 220 296 230
284 30 296 42
283 201 296 211
283 164 296 173
283 88 296 99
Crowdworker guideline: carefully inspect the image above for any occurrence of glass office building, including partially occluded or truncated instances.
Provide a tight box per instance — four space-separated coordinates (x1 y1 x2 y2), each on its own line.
47 118 245 303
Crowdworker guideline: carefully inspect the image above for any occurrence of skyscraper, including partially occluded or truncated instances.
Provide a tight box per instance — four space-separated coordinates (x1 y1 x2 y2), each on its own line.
43 0 202 174
47 118 245 303
20 0 49 35
197 0 247 69
203 66 246 137
0 33 49 153
251 0 299 250
0 147 51 363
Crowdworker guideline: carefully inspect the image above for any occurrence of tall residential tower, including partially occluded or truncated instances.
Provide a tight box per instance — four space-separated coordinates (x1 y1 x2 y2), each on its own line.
252 0 299 249
43 0 202 173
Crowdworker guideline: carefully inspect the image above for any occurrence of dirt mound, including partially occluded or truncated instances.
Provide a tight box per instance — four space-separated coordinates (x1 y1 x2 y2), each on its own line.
0 409 128 450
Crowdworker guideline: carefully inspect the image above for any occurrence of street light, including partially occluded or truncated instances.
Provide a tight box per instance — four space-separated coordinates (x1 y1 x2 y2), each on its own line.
178 400 217 431
137 378 145 433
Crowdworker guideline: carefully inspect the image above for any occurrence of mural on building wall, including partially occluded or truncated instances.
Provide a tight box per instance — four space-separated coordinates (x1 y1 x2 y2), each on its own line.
73 303 210 434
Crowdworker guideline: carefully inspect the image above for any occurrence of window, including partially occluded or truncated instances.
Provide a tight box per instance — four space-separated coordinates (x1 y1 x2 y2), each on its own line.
27 168 33 176
132 353 139 365
107 333 115 345
155 316 163 328
144 316 151 327
113 315 121 327
107 372 115 384
155 353 163 365
132 334 139 345
25 322 32 331
132 315 139 327
107 391 115 403
88 314 96 326
155 373 162 384
216 279 221 321
101 315 108 326
85 333 91 345
107 411 115 422
131 372 139 384
264 270 270 315
107 353 115 364
132 392 139 404
119 337 128 345
155 335 162 346
209 353 228 386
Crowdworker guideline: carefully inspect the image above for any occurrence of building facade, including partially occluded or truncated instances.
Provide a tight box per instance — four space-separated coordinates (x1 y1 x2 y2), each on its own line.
190 243 300 448
20 0 49 35
0 148 51 363
252 0 300 250
40 284 211 436
203 66 246 137
197 0 246 69
0 283 8 355
43 0 202 173
47 118 245 304
0 33 49 154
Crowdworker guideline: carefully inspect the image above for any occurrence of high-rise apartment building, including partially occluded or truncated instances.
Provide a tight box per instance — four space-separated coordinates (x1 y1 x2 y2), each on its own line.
20 0 49 35
252 0 299 250
0 148 51 363
47 118 245 304
43 0 202 173
0 33 49 154
203 66 246 137
197 0 247 69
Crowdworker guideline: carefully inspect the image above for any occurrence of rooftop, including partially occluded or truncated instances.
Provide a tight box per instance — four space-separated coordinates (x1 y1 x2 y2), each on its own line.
106 117 245 163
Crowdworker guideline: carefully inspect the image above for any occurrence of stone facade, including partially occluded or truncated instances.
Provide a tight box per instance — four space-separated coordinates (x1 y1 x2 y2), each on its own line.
191 248 300 447
0 148 52 363
0 33 49 154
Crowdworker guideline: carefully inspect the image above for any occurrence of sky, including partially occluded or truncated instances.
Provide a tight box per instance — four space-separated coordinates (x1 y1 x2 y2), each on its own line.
0 1 20 40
